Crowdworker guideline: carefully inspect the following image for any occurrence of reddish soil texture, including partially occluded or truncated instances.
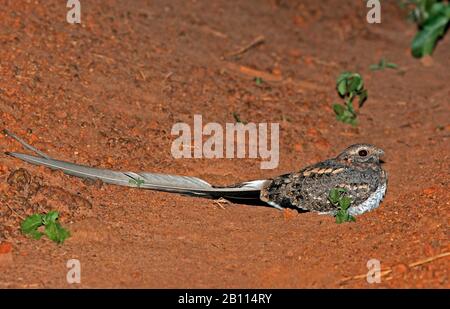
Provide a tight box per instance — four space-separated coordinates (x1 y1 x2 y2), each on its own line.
0 0 449 288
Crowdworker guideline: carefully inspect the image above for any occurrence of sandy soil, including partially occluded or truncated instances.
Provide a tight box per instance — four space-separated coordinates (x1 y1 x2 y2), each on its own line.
0 0 449 288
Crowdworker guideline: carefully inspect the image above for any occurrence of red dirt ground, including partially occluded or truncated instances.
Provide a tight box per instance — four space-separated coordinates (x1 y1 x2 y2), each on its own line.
0 0 449 288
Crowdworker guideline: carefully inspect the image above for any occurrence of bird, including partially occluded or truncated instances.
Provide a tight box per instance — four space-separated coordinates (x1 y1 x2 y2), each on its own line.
3 129 387 216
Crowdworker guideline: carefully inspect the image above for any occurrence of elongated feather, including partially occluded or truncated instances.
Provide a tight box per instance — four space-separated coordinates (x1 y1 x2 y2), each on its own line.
5 152 266 202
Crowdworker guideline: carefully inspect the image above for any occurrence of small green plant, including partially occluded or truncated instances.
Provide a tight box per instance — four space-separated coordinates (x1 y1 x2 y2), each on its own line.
403 0 450 58
332 72 368 126
254 77 263 86
370 58 398 71
129 178 145 187
21 211 70 244
328 188 356 224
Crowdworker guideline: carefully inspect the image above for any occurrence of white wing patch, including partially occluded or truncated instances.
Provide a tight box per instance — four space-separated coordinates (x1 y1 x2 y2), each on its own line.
238 179 268 190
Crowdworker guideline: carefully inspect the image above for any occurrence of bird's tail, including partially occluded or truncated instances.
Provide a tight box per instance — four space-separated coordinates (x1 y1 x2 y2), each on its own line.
3 129 267 204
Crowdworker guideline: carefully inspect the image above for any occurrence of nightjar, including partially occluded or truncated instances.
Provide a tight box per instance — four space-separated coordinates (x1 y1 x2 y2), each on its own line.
5 128 387 216
260 144 387 215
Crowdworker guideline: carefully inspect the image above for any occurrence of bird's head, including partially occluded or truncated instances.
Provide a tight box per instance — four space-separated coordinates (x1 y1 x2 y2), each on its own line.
336 144 385 165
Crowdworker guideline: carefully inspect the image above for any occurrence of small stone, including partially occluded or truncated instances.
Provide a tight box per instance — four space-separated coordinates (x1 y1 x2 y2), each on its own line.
288 49 302 58
55 110 68 119
422 187 438 197
0 242 13 267
283 209 297 220
0 242 12 254
306 128 319 137
272 67 282 76
0 164 8 175
286 249 294 258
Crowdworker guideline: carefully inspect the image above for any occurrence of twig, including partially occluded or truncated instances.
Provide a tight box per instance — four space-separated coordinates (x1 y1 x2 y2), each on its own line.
139 70 146 81
92 53 115 64
225 62 282 82
341 269 392 282
227 35 265 59
198 25 228 39
340 251 450 283
5 202 25 220
408 252 450 268
213 197 230 209
163 72 173 81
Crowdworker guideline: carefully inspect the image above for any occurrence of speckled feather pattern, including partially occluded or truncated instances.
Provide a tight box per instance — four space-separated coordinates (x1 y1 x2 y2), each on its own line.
260 144 387 216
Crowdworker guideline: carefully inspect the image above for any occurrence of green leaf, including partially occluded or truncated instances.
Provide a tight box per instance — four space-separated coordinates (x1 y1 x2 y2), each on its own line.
45 222 70 244
358 90 368 107
335 214 345 224
333 104 345 116
340 196 352 210
386 62 398 69
371 58 398 71
328 189 340 204
355 75 364 92
333 71 366 126
336 72 352 96
255 77 263 85
21 211 70 243
331 186 356 223
429 2 448 18
29 230 44 240
347 74 362 93
21 214 43 234
337 80 347 96
411 12 450 58
329 188 347 205
42 211 59 225
346 99 355 114
335 210 356 224
336 72 351 84
128 178 145 187
369 64 380 71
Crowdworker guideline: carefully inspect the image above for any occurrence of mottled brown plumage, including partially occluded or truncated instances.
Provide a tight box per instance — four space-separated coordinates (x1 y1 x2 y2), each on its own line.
260 144 387 215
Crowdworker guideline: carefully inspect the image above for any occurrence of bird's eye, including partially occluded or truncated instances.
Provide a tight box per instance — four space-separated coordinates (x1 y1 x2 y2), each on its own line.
358 149 368 157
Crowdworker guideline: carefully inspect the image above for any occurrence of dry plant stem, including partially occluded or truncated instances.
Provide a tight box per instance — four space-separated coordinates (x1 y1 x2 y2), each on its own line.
227 35 265 58
340 251 450 283
214 197 230 209
5 203 25 220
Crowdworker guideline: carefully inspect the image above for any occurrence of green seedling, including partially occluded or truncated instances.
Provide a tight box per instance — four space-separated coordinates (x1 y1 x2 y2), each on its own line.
129 178 145 187
370 58 398 71
21 211 70 244
332 72 368 126
328 188 356 224
402 0 450 58
254 77 263 86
